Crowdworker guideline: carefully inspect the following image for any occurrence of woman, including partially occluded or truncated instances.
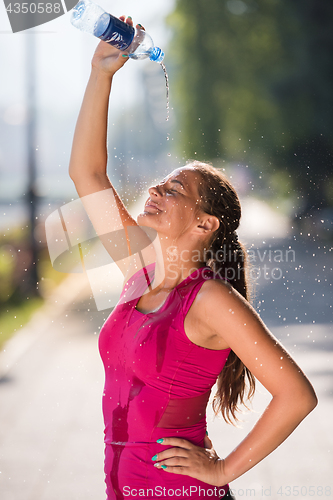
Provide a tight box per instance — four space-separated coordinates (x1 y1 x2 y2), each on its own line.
68 17 317 500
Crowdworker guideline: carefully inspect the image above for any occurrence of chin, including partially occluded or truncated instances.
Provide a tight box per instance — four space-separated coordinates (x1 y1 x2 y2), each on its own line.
137 212 154 227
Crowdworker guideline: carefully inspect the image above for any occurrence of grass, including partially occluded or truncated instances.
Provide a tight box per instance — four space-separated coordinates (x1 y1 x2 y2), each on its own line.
0 297 44 350
0 226 69 351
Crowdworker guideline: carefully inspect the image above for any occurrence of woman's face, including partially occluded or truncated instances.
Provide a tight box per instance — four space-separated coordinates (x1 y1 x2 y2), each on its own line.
137 167 207 241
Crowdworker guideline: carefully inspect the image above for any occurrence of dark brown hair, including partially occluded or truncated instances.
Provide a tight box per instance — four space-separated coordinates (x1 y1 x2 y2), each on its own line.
190 160 255 424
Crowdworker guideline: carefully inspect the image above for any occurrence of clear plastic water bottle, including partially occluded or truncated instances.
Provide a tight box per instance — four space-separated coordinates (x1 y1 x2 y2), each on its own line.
70 0 164 63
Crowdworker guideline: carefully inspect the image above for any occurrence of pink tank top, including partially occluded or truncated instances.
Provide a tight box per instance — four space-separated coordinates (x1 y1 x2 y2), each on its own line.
99 264 231 444
99 264 231 498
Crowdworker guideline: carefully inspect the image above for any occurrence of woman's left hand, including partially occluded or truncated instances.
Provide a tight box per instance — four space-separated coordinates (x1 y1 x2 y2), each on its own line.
152 437 226 487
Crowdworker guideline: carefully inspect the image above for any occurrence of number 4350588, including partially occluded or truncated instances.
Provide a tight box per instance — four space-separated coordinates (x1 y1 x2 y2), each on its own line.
277 486 331 496
6 3 62 14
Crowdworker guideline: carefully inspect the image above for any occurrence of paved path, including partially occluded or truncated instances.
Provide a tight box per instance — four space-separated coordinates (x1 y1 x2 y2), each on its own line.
0 233 332 500
0 274 107 500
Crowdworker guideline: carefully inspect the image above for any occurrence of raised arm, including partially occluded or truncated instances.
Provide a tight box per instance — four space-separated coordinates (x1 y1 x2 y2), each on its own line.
68 18 154 276
69 18 132 210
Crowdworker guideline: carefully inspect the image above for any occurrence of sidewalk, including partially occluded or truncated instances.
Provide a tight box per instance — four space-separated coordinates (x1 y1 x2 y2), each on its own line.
0 271 107 500
0 213 332 499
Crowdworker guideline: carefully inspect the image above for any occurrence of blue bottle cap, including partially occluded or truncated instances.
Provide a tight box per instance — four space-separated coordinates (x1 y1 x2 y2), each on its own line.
149 47 164 63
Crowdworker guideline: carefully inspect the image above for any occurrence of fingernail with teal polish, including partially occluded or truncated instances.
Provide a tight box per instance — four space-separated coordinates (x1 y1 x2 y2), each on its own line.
156 438 163 444
206 430 208 436
127 16 132 20
151 455 158 461
122 54 129 58
138 23 143 28
161 465 167 470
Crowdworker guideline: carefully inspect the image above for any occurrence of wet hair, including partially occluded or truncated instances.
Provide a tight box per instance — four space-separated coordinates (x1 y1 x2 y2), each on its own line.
189 160 255 424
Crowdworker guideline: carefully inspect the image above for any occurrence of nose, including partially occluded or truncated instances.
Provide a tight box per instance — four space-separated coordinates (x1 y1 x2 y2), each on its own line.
148 184 163 198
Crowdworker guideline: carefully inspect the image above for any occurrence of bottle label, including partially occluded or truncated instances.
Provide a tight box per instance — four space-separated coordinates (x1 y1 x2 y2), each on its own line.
99 16 135 50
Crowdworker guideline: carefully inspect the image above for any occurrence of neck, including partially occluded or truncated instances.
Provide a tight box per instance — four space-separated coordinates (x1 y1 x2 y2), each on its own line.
151 234 207 291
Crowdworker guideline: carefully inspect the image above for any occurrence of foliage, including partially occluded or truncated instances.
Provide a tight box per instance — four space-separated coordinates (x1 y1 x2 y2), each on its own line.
0 226 67 349
0 298 43 350
168 0 333 213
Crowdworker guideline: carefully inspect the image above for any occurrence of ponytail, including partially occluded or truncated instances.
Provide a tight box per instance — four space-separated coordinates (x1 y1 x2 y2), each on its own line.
189 161 255 424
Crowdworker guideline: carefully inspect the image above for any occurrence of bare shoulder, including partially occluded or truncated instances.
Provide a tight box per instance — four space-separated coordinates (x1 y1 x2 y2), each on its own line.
188 276 281 355
184 278 249 351
193 277 251 319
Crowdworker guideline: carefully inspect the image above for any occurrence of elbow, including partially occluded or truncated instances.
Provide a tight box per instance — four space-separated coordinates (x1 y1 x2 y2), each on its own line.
69 166 83 186
68 165 77 182
298 384 318 418
68 157 82 183
279 381 318 421
307 388 318 413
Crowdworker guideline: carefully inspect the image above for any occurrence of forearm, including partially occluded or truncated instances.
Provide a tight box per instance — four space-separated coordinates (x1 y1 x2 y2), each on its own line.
221 391 317 485
69 67 114 183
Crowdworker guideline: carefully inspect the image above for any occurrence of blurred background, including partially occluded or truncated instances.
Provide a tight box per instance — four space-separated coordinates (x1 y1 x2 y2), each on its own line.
0 0 332 499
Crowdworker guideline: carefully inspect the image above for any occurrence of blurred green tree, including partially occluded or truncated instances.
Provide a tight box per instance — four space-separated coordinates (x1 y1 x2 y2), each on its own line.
168 0 333 213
